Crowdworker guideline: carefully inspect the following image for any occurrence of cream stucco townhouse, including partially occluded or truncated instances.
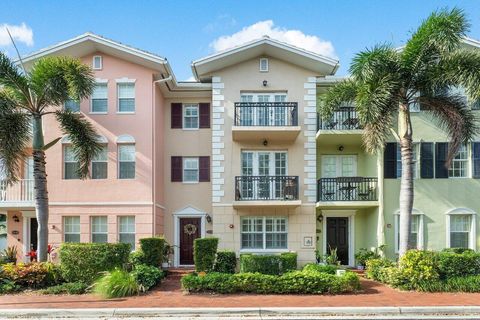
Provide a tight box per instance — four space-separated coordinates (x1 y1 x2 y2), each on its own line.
1 33 480 266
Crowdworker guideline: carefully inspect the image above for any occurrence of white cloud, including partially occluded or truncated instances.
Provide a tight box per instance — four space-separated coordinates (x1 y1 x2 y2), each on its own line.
210 20 336 58
0 23 34 47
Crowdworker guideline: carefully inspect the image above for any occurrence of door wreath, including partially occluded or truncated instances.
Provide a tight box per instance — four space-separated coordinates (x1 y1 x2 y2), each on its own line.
184 223 197 235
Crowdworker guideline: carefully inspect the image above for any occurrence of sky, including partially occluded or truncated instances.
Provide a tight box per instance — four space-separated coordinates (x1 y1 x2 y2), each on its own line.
1 0 480 80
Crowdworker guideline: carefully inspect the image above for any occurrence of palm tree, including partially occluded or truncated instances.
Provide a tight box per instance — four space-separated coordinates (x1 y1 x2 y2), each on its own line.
0 51 101 261
320 8 480 257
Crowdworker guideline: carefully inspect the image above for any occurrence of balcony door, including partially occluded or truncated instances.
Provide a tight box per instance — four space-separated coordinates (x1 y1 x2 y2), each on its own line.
321 155 357 178
241 151 287 200
240 93 287 126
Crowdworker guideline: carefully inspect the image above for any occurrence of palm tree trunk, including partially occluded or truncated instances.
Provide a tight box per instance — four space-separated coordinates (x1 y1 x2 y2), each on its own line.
398 104 414 257
32 116 49 262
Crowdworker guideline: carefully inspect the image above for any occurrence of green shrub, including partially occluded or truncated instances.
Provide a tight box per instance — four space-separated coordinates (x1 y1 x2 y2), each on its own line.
129 250 146 266
130 264 164 292
355 248 381 267
194 238 219 272
302 263 337 274
139 237 165 267
240 254 281 275
93 269 139 298
280 252 297 272
416 275 480 293
181 270 360 294
442 248 474 254
0 278 19 294
437 251 480 279
214 251 236 273
2 262 55 288
398 250 440 289
59 243 130 284
41 282 88 295
365 258 395 281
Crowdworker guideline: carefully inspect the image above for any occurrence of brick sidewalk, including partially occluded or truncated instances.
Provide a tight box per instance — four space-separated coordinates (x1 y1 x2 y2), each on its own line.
1 275 479 309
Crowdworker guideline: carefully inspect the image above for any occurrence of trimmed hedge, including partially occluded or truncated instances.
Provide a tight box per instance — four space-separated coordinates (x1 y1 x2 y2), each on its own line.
437 251 480 279
181 270 360 294
139 237 165 267
214 251 236 273
302 263 337 275
59 243 130 283
194 238 219 272
239 253 298 275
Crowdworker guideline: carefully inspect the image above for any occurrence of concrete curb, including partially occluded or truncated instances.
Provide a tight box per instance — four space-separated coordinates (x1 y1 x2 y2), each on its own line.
1 306 480 318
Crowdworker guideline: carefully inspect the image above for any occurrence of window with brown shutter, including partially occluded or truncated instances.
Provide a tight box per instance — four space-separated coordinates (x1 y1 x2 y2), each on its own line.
199 156 210 182
171 103 183 128
199 103 210 128
171 156 183 181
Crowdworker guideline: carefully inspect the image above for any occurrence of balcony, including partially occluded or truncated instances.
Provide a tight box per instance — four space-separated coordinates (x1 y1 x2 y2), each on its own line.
317 107 363 145
317 177 378 208
232 102 301 142
0 179 35 208
233 176 301 208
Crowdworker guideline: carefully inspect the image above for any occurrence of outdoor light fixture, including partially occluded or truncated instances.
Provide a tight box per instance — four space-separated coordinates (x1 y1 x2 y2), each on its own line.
338 145 344 152
262 80 268 86
12 215 19 223
317 214 323 223
263 139 268 146
205 214 212 223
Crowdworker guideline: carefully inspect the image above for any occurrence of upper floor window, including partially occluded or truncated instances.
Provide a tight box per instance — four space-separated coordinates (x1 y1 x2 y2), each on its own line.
259 58 269 72
93 56 103 70
118 144 135 179
64 99 80 112
117 83 135 113
171 156 210 183
64 216 80 243
183 157 199 183
396 143 418 179
92 145 108 179
64 145 79 179
449 144 468 178
183 104 199 129
91 83 108 113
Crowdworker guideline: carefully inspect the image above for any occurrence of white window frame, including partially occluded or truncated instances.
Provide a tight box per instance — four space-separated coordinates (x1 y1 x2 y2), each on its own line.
183 104 199 130
259 58 269 72
321 155 358 178
240 216 288 252
239 93 288 126
446 208 476 250
396 143 419 179
394 210 424 253
91 144 108 179
118 216 135 250
449 144 470 178
64 216 80 243
63 145 79 180
116 82 135 114
118 144 136 179
241 150 288 176
90 82 108 114
91 216 108 243
92 56 103 70
183 157 199 183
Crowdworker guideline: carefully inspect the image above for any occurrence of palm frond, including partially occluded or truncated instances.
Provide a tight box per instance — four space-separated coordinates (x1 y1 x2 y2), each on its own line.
0 52 32 109
350 44 401 83
418 92 478 164
362 112 395 154
318 79 358 119
29 56 95 111
55 110 101 179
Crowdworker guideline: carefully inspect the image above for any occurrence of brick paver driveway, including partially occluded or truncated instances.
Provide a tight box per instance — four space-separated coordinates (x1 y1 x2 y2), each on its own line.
1 275 479 309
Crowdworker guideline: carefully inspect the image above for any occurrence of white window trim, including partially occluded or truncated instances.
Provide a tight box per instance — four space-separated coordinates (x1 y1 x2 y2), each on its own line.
173 206 206 267
90 82 108 114
63 145 79 180
449 144 470 179
240 216 288 252
182 103 199 130
63 216 80 242
259 58 269 72
117 144 136 180
321 154 357 177
446 208 477 250
118 216 136 250
321 210 355 266
241 150 289 176
90 216 108 243
115 77 136 83
394 209 425 253
182 157 199 184
116 82 136 114
91 145 108 180
92 56 103 70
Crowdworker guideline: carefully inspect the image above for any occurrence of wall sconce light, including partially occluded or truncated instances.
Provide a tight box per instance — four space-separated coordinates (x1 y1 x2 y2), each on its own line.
228 224 234 229
338 145 344 152
263 139 268 146
317 214 323 223
51 225 56 230
12 215 19 223
205 214 212 223
262 80 268 87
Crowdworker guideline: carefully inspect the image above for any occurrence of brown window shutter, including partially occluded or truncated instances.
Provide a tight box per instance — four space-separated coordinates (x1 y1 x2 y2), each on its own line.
171 103 183 129
171 156 183 182
199 156 210 182
199 103 210 128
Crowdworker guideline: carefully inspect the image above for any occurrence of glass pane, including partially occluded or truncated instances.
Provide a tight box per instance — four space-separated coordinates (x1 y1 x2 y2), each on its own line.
118 83 135 98
322 156 337 178
119 145 135 161
184 169 198 182
119 162 135 179
92 162 107 179
92 216 108 232
65 99 80 112
119 99 135 112
93 146 108 161
119 216 135 233
64 146 77 162
241 233 263 249
266 233 287 249
92 84 108 99
184 158 198 169
92 233 108 243
64 162 80 179
119 233 135 250
92 99 108 112
65 234 80 243
451 215 471 232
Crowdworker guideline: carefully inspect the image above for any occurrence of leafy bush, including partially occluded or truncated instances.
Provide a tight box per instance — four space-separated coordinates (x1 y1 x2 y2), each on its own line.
240 254 281 275
442 248 474 254
214 251 236 273
2 262 55 288
59 243 130 284
130 264 164 292
41 282 88 295
398 250 439 289
194 238 218 272
416 275 480 293
365 258 395 281
302 263 337 275
93 269 139 298
181 270 360 294
355 248 381 267
129 250 146 267
280 252 297 272
437 251 480 279
139 237 165 267
0 278 19 294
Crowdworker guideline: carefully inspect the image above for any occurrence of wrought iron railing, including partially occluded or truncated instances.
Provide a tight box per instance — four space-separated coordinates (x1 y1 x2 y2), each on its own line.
0 179 34 203
234 102 298 126
317 107 362 130
317 177 378 202
235 176 299 201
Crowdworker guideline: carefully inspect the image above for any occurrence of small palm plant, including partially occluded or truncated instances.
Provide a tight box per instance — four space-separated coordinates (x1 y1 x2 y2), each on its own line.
320 8 480 256
0 50 100 261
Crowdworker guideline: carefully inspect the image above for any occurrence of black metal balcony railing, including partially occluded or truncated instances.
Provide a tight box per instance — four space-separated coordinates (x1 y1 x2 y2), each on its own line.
235 176 299 201
317 107 362 130
234 102 298 126
317 177 378 202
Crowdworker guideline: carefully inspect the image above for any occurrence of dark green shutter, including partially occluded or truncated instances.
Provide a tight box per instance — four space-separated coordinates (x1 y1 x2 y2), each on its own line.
473 142 480 178
384 143 397 179
420 143 434 178
435 143 449 178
